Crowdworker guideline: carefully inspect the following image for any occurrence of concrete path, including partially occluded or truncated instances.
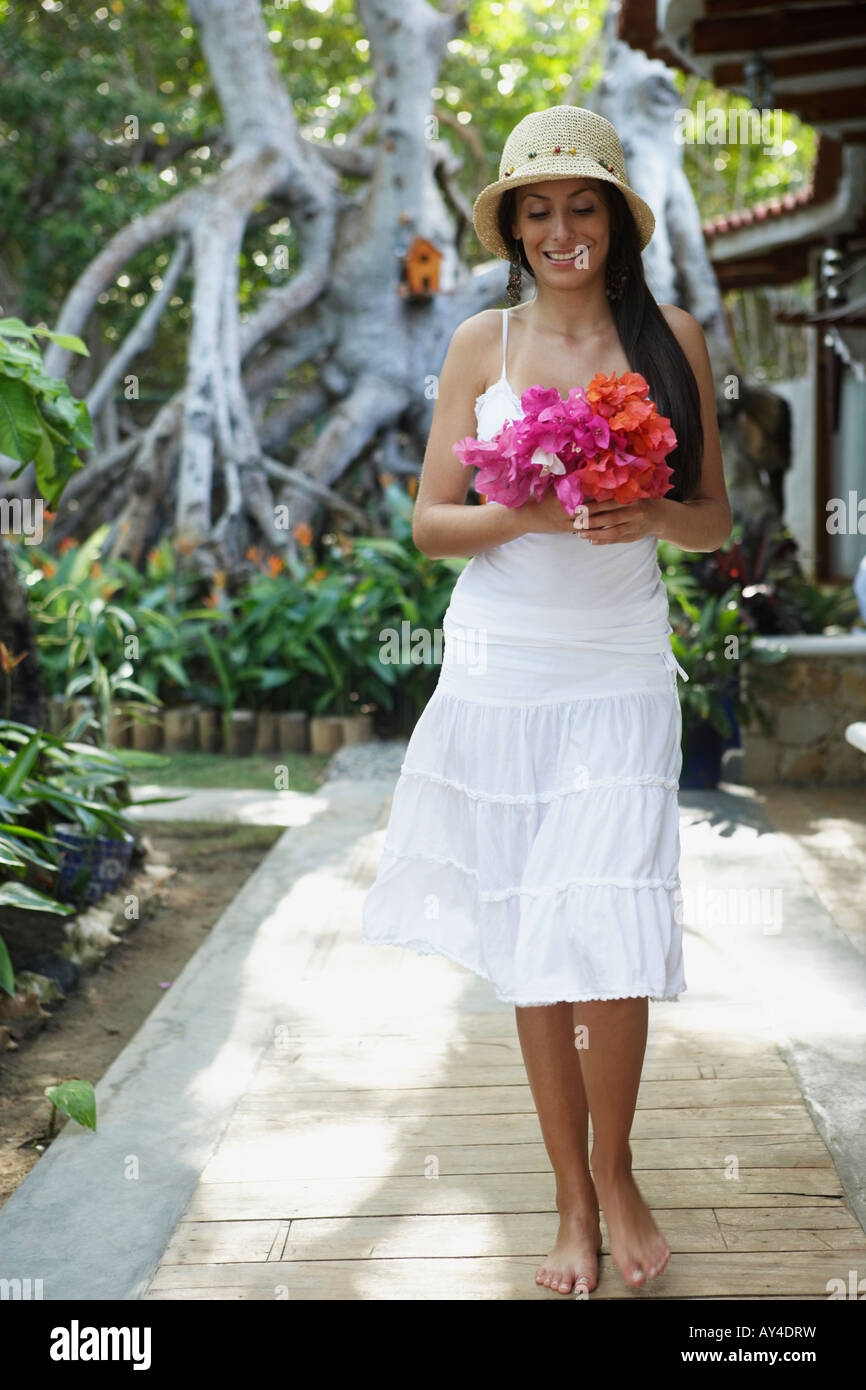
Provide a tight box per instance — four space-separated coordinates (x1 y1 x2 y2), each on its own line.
0 761 864 1299
126 783 327 827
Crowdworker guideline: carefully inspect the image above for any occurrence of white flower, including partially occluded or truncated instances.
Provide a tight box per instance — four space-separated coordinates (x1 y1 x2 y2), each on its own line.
532 446 565 476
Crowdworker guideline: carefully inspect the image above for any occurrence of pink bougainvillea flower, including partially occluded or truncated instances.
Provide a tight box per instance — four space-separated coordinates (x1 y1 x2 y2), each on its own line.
451 371 677 514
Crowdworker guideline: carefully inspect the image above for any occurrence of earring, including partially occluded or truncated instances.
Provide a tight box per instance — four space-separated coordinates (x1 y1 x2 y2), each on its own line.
605 261 629 302
507 244 523 305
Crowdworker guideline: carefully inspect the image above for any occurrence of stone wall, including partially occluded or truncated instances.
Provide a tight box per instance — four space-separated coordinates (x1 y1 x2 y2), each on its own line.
741 635 866 785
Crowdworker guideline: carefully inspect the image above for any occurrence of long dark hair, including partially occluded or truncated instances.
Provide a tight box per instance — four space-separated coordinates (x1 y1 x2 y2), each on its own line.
497 184 704 504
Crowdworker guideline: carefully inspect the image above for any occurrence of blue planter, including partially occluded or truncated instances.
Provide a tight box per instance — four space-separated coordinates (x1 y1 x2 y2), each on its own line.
680 718 726 790
55 823 136 904
719 672 741 750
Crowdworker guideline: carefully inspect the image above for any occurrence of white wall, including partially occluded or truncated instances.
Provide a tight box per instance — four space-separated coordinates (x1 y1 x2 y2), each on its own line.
773 345 816 578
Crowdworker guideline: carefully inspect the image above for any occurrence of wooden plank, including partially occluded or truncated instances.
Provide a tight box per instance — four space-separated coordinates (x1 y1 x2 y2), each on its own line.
253 1058 794 1088
182 1168 846 1221
160 1220 282 1265
264 1015 777 1048
200 1134 833 1183
717 1205 864 1231
718 1226 866 1252
263 1037 790 1078
222 1105 819 1140
234 1075 804 1116
143 1250 866 1299
272 1032 791 1060
163 1208 724 1264
251 1060 718 1087
286 1208 724 1258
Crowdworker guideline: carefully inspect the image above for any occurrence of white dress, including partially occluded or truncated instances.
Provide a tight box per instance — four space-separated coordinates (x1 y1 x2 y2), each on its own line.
361 307 689 1005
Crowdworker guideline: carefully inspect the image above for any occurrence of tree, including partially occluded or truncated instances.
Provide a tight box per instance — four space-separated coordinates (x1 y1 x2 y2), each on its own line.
1 0 812 580
0 316 92 726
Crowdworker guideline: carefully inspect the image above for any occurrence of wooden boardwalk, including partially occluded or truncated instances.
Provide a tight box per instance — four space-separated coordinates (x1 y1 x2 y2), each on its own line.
144 793 866 1300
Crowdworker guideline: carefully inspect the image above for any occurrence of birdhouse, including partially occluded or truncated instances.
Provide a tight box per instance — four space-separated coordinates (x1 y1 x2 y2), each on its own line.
402 237 442 297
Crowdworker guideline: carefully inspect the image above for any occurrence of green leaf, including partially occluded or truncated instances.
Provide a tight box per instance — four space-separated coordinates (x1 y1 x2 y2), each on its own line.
0 881 75 915
156 655 188 687
0 731 42 799
0 936 14 996
44 1079 96 1131
39 331 90 355
65 671 95 696
0 828 59 872
0 376 44 463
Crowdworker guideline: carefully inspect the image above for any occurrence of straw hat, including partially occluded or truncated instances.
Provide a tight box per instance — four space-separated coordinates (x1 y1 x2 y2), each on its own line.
473 105 655 257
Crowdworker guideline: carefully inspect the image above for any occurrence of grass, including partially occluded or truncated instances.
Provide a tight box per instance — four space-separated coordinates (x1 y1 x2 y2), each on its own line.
121 750 332 794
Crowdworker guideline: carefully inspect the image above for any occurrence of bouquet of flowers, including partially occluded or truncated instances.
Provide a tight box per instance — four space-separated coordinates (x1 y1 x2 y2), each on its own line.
453 372 677 512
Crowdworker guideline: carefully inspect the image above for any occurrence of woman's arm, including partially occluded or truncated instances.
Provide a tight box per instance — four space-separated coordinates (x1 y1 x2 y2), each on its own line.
578 307 734 552
649 305 733 552
412 314 526 560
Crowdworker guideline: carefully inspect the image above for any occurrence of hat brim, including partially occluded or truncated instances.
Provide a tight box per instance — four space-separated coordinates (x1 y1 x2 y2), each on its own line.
473 164 655 257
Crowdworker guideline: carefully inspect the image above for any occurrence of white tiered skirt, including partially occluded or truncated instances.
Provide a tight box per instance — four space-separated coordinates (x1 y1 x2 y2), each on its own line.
361 614 686 1006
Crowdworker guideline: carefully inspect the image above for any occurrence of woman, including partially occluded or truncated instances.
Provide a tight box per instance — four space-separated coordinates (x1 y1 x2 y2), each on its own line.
362 105 731 1295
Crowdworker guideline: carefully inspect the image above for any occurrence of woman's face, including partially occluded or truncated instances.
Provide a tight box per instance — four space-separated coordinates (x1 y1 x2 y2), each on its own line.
511 178 610 287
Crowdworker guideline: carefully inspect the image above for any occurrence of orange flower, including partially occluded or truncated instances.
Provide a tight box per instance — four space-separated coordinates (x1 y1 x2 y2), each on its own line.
293 522 313 547
312 567 327 581
585 371 650 417
41 560 57 579
203 592 219 608
266 554 283 576
407 475 418 498
90 562 101 578
246 545 264 564
0 642 27 674
42 509 57 524
610 397 654 432
57 537 77 554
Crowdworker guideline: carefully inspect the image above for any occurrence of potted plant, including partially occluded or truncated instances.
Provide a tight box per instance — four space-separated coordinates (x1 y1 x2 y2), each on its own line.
669 589 788 789
53 821 137 903
0 718 180 992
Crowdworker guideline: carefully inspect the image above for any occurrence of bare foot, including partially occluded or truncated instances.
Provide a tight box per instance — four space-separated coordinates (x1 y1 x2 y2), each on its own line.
592 1159 670 1288
536 1195 603 1295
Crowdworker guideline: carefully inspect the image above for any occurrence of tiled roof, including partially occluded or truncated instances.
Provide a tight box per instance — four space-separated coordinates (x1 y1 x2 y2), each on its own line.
702 187 815 239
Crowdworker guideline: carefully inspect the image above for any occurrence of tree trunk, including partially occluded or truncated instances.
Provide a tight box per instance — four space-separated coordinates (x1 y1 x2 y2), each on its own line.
0 537 47 729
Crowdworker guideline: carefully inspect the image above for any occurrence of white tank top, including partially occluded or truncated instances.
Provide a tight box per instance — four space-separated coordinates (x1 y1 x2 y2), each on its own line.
446 308 689 679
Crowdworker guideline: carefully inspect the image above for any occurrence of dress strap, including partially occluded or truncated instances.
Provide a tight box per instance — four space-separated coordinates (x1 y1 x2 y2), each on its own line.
501 308 509 380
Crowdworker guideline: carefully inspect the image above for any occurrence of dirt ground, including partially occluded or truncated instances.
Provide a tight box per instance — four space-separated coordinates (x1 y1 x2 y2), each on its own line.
0 820 284 1212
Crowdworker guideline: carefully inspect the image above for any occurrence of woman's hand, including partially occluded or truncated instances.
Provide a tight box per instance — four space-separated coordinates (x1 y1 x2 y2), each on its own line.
574 498 660 544
517 491 660 543
516 488 585 535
